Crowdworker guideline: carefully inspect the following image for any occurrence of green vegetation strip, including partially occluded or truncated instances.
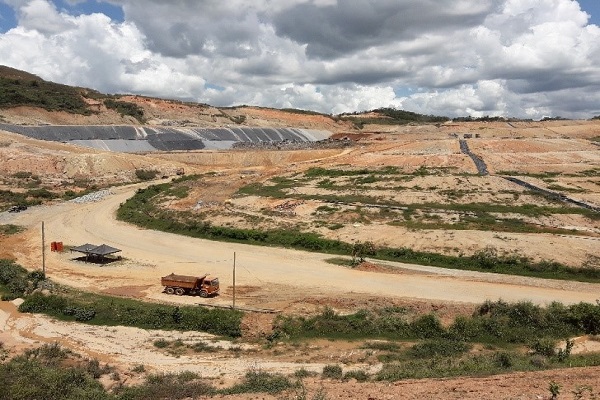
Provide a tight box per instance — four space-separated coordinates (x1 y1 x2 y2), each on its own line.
272 300 600 342
0 260 242 337
117 179 600 282
273 301 600 382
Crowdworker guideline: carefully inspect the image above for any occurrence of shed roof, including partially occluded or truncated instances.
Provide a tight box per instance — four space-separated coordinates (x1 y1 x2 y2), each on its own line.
71 243 121 256
71 243 99 253
90 244 121 256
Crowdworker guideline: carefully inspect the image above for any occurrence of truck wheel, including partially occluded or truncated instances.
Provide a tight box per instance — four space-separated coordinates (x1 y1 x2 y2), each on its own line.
175 288 185 296
165 287 175 295
199 290 208 298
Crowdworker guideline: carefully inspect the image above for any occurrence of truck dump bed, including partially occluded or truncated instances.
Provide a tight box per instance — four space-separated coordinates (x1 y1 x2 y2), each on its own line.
161 273 204 289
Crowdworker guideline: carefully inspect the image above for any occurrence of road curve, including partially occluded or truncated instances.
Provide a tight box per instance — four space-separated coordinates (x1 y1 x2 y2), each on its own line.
9 183 600 306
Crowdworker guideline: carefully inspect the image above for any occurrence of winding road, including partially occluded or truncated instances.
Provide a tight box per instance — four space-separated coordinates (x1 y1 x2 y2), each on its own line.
6 183 600 307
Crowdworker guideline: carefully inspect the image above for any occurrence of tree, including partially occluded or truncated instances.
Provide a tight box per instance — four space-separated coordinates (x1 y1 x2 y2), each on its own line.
351 241 376 266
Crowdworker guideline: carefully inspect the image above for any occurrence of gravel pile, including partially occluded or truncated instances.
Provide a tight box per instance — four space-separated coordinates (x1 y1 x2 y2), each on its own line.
70 189 113 204
232 138 352 150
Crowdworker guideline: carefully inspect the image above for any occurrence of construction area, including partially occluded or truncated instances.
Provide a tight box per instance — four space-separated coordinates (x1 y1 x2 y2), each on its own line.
0 99 600 398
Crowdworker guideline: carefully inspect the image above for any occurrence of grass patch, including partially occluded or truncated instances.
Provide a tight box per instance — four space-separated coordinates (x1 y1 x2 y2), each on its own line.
18 290 243 337
222 370 293 395
0 224 23 235
324 257 354 267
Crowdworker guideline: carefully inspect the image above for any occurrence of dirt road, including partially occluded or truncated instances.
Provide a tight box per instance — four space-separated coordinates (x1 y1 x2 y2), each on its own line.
5 183 599 308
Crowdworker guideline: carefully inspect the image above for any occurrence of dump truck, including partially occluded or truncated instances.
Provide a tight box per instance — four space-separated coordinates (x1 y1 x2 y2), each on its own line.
161 273 219 297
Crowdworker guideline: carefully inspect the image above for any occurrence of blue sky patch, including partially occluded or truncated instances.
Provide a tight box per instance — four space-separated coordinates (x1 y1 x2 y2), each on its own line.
57 0 124 22
577 0 600 25
0 3 17 33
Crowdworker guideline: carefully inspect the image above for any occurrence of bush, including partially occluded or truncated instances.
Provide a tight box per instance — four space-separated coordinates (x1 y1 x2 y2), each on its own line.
410 314 444 339
73 308 96 322
0 260 28 285
322 364 343 379
19 293 68 313
494 352 513 368
135 169 159 181
104 98 145 122
116 372 215 399
568 302 600 334
223 370 292 395
530 338 557 357
343 369 370 382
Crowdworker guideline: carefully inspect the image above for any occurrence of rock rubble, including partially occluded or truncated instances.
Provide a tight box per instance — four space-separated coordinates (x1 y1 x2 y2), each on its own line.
69 189 113 204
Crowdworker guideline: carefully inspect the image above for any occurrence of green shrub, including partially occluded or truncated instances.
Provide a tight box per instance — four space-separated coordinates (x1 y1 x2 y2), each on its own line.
18 293 68 313
494 352 513 368
568 302 600 334
11 171 33 179
322 364 343 380
530 338 557 357
410 314 444 339
104 98 145 122
223 370 292 395
361 341 401 352
73 308 96 322
116 372 215 399
135 169 159 181
153 339 169 348
343 369 370 382
131 364 145 373
0 259 28 285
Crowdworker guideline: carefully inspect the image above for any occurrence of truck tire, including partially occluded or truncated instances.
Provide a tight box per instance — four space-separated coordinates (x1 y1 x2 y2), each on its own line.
165 287 175 295
175 288 185 296
199 290 208 298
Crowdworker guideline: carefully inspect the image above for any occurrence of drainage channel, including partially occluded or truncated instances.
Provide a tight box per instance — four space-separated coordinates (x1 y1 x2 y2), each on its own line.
501 176 600 213
459 139 489 175
457 139 599 213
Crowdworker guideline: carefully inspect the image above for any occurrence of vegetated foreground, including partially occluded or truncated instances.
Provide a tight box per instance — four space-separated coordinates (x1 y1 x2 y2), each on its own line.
1 117 600 398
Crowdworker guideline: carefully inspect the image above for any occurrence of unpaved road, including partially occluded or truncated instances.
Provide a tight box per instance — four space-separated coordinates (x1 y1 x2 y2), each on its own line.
5 182 600 307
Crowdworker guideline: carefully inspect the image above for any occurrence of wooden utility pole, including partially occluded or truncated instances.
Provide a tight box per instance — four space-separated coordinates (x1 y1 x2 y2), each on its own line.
232 252 236 309
41 221 45 275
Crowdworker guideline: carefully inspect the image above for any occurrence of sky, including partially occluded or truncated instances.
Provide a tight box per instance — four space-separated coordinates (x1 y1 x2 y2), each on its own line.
0 0 599 119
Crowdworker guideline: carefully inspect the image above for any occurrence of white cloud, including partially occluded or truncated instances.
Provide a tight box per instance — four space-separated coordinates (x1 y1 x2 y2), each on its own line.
0 0 599 119
18 0 76 34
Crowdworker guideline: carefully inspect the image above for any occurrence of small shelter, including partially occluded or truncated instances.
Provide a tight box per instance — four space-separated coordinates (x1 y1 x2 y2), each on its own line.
71 243 121 263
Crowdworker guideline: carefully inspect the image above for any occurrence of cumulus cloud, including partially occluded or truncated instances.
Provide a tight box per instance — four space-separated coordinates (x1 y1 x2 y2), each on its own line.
0 0 599 119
